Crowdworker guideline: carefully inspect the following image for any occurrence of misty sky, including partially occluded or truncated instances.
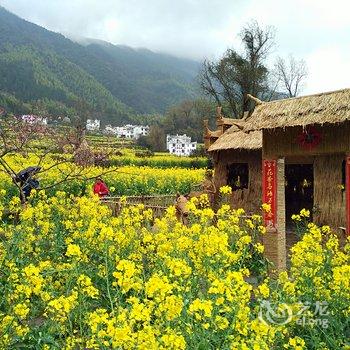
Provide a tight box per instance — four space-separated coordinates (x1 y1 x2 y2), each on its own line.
1 0 349 95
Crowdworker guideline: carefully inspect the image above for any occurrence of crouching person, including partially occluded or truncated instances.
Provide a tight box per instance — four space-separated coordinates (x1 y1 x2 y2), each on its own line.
174 193 189 225
13 166 41 204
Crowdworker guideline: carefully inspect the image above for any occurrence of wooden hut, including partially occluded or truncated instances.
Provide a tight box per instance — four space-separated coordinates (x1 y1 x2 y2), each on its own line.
245 88 350 271
203 107 239 149
203 120 222 150
206 114 262 214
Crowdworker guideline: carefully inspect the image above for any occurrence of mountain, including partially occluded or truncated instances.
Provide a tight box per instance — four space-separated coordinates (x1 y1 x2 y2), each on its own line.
0 7 200 124
79 39 200 113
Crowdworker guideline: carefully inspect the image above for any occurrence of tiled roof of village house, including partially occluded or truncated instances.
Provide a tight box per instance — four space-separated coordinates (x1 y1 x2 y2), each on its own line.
244 88 350 131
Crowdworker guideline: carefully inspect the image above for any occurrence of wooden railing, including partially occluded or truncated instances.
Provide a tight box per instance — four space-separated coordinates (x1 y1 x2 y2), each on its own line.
101 194 177 217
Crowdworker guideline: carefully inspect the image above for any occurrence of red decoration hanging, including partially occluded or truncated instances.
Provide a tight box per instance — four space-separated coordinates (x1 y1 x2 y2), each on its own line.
346 156 350 235
262 159 277 227
297 126 322 150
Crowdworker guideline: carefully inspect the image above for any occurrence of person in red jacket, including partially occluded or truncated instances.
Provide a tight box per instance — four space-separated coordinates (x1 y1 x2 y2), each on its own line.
93 177 110 198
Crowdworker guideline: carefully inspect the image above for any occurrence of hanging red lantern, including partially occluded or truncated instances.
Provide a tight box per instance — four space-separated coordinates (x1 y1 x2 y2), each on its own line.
297 126 322 150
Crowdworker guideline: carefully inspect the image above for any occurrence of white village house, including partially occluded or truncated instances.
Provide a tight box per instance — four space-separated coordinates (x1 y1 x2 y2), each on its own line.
132 125 149 139
104 125 118 135
86 119 101 132
166 134 197 156
21 115 48 125
104 124 149 139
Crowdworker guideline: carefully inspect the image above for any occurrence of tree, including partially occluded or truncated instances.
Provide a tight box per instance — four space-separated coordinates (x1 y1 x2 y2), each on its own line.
136 125 166 152
199 20 275 117
0 114 112 204
0 115 60 203
273 55 308 97
163 99 217 142
136 135 150 149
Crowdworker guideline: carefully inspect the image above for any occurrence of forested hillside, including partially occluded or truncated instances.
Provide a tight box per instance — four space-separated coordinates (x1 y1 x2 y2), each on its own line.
0 7 200 124
79 39 200 113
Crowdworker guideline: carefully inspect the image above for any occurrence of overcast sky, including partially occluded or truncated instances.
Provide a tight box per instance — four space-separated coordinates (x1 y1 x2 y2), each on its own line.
1 0 349 95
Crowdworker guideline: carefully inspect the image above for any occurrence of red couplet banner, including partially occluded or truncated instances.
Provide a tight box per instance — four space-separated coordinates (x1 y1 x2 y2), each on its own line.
346 156 350 235
262 159 277 227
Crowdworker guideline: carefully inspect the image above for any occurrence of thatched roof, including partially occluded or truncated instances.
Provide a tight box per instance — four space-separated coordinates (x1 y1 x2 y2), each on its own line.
245 88 350 131
203 119 222 140
208 123 262 152
207 129 222 138
217 116 239 126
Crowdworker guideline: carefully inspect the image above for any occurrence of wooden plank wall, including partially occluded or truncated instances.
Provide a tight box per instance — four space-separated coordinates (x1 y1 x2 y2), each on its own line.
212 149 262 214
263 123 350 158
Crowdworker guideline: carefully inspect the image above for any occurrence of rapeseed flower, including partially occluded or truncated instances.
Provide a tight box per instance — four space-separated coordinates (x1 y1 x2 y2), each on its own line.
0 174 348 349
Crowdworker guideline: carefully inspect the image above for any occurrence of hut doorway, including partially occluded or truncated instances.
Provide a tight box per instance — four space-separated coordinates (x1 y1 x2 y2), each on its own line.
285 164 314 225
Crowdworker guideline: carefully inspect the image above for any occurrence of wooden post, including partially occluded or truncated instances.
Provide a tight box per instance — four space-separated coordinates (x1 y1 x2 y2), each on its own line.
262 158 286 272
276 158 286 270
346 156 350 235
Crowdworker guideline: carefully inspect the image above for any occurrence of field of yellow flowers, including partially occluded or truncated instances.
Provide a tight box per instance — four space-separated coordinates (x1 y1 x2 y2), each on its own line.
107 153 208 169
0 188 349 349
0 153 205 205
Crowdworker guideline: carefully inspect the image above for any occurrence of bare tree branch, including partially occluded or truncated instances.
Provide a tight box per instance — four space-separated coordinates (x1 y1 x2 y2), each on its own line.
198 60 223 107
0 114 112 203
273 55 308 97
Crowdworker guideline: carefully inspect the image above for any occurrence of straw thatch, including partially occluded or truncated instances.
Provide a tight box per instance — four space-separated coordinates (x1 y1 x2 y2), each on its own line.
313 154 346 229
217 116 239 126
204 129 222 138
245 88 350 131
203 119 223 150
208 123 262 152
215 106 242 126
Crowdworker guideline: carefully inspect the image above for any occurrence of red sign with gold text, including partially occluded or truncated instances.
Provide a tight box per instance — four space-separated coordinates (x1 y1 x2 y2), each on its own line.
262 159 277 227
346 156 350 235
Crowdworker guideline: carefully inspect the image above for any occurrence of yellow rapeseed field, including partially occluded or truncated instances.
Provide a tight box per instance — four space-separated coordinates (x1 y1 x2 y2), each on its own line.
0 150 349 349
0 189 349 349
0 153 205 203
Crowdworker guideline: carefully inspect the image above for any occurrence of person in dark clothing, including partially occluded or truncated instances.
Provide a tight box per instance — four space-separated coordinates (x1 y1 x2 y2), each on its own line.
22 178 40 199
13 166 41 203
